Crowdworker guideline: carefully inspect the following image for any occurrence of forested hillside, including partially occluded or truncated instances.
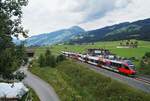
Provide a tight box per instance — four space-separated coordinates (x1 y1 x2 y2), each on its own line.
70 18 150 43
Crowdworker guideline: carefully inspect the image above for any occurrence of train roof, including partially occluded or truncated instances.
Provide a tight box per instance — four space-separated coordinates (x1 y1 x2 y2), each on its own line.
105 59 133 65
87 56 100 60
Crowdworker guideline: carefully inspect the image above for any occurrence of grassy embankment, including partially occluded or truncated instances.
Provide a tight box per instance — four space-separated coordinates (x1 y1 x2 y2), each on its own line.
30 60 150 101
21 88 40 101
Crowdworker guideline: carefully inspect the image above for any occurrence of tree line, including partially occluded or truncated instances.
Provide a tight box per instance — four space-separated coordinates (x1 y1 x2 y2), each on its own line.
119 40 138 48
38 49 66 67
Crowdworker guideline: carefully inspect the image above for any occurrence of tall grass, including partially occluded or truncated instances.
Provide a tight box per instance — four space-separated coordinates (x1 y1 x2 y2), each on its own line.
30 60 150 101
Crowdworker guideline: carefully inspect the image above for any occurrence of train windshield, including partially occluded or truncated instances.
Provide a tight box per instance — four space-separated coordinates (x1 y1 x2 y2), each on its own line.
94 50 101 55
126 60 135 69
125 60 135 69
126 60 134 65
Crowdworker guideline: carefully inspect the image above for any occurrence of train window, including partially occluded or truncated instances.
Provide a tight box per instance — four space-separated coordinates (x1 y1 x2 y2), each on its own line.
113 63 118 67
118 64 122 67
111 62 115 66
95 60 99 64
124 65 129 70
90 59 94 62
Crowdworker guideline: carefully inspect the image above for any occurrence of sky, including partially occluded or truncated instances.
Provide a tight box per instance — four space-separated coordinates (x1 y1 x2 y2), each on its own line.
22 0 150 36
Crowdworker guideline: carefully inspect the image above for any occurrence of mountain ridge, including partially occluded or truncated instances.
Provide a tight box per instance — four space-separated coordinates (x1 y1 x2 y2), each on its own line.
70 18 150 43
25 18 150 46
26 26 85 46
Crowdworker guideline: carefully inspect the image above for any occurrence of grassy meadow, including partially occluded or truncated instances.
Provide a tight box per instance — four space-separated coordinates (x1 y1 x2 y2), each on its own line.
34 40 150 72
30 60 150 101
35 40 150 58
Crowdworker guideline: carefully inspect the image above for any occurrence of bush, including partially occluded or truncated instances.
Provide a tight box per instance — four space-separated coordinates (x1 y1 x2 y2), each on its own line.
15 71 26 81
38 54 46 67
50 55 56 67
139 52 150 75
145 52 150 58
38 49 57 68
129 57 139 62
56 54 66 63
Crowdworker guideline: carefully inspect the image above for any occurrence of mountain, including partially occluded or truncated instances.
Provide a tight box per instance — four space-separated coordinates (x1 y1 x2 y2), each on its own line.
26 26 85 46
70 18 150 43
25 18 150 46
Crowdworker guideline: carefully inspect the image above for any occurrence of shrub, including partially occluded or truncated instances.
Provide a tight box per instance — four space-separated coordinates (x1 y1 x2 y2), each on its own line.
139 52 150 75
50 55 57 67
56 54 66 63
38 49 57 67
145 52 150 58
15 71 26 81
38 54 46 67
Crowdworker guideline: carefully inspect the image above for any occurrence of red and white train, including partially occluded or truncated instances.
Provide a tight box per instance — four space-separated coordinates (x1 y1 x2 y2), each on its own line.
62 51 136 76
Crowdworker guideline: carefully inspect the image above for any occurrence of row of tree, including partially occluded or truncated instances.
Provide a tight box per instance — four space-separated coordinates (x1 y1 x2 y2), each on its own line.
119 40 138 48
38 49 66 67
0 0 28 79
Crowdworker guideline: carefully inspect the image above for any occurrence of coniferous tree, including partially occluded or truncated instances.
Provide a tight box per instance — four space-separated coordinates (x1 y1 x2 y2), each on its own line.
45 49 51 66
56 54 66 63
38 54 45 67
50 55 56 67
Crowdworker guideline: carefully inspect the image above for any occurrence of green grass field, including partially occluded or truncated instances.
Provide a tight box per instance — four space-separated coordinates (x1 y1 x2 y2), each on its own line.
30 60 150 101
35 40 150 58
34 40 150 72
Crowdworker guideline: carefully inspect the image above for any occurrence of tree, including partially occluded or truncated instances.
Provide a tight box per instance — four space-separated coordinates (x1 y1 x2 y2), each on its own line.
44 49 56 67
38 49 57 67
45 49 51 66
0 0 28 78
120 41 123 46
56 54 66 63
38 54 45 67
50 55 56 67
126 41 129 46
134 41 138 48
0 48 17 78
145 52 150 58
130 41 134 47
0 0 28 37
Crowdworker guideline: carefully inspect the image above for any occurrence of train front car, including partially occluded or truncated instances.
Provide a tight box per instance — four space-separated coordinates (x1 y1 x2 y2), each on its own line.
118 60 136 76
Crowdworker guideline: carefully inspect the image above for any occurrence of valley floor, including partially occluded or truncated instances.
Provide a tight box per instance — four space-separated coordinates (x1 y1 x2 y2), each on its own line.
35 40 150 75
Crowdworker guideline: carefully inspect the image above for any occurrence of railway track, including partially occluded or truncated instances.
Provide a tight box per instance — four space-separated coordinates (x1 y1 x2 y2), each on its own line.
135 77 150 85
77 60 150 93
76 58 150 86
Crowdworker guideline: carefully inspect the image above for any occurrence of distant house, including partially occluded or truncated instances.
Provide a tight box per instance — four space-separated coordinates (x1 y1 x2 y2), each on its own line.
0 82 29 101
87 48 112 55
26 48 35 57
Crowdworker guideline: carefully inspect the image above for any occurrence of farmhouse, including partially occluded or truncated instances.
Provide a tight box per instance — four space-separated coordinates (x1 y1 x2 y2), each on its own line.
26 48 35 57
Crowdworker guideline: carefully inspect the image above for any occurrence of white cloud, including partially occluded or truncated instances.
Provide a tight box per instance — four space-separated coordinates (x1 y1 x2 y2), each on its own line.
81 0 150 30
22 0 150 36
